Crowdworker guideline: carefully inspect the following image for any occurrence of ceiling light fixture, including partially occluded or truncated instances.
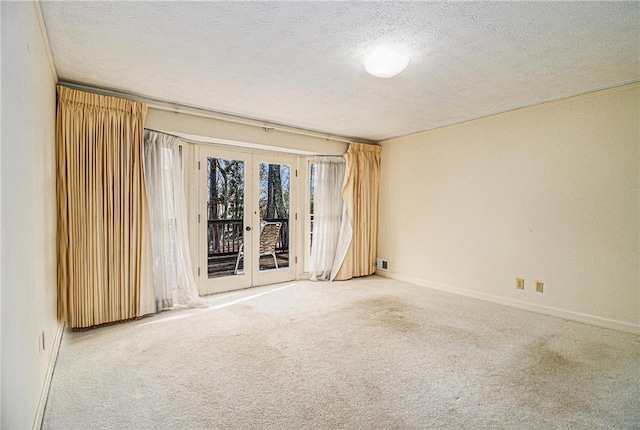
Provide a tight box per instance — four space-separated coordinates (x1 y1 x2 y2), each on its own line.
365 48 409 78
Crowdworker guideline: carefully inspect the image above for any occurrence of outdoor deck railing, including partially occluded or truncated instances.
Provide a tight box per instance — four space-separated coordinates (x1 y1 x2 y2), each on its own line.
208 218 289 257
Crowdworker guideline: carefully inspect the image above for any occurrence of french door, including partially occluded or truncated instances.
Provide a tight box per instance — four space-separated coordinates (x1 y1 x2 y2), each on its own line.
198 146 297 295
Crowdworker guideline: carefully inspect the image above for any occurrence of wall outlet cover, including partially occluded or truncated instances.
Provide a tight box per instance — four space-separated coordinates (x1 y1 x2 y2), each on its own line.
376 258 389 271
535 281 544 293
516 277 525 290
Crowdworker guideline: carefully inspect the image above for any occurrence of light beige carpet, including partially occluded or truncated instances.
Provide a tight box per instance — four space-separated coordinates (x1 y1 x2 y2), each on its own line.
42 276 639 429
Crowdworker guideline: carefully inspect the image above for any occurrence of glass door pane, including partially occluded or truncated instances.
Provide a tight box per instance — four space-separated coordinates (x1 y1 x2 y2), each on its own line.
199 148 296 294
258 162 290 271
199 147 253 295
206 156 245 278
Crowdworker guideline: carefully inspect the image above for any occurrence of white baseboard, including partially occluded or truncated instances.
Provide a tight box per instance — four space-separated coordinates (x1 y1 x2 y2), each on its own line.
33 322 64 430
377 271 640 336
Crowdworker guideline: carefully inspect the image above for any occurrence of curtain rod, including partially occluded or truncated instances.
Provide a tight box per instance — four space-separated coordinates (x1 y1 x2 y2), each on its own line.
145 127 341 157
59 82 369 144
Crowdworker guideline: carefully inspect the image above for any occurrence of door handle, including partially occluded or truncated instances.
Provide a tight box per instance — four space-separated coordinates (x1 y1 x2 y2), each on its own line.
246 226 252 231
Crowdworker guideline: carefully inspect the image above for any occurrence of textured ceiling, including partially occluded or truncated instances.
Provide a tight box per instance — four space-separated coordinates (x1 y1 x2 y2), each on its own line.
40 1 639 142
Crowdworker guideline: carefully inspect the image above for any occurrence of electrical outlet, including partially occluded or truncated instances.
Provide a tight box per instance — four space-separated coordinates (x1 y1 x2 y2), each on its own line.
535 281 544 293
516 277 525 290
376 258 389 271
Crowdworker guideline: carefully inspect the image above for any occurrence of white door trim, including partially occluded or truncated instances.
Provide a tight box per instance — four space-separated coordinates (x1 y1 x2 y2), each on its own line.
196 144 299 294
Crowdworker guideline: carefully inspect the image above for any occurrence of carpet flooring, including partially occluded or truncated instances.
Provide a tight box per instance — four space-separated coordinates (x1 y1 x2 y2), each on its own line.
42 276 639 429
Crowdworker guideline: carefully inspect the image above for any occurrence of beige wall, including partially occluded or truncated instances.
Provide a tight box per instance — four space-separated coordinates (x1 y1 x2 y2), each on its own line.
378 83 640 333
1 2 60 428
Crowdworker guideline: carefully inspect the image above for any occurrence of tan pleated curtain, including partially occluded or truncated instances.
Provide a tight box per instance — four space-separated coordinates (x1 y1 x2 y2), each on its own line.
333 142 381 281
56 85 153 328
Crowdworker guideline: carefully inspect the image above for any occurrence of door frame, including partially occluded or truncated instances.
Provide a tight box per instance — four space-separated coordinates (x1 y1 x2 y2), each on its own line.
196 143 300 295
197 146 253 295
252 152 298 287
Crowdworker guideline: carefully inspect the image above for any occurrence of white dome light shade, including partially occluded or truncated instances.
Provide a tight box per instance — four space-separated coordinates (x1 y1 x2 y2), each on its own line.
365 48 409 78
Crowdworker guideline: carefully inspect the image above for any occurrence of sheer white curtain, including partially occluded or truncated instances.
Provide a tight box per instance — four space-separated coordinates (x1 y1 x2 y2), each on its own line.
143 130 203 311
309 156 346 281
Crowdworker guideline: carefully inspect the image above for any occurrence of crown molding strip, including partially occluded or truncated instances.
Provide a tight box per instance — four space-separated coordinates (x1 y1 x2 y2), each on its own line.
383 79 640 142
33 1 58 83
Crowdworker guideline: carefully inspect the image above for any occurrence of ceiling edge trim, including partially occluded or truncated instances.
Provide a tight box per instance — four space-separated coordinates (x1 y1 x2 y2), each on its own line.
33 0 57 83
57 81 374 145
382 78 640 143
